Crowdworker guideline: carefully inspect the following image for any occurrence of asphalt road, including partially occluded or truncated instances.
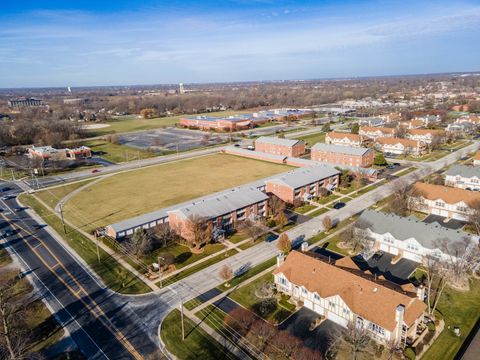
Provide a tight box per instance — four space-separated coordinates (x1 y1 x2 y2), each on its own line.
0 184 170 360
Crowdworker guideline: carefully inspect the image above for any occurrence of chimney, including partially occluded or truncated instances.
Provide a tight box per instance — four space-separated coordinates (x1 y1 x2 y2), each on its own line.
416 284 425 300
277 253 285 267
301 242 308 252
394 305 405 345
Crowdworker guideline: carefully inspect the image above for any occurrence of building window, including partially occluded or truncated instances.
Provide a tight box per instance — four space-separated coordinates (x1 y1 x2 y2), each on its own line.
472 179 479 184
329 301 335 310
369 322 386 336
435 201 445 208
314 294 320 301
457 206 467 212
342 308 350 317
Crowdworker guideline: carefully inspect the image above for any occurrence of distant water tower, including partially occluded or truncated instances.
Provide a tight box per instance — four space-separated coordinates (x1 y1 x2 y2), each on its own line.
179 83 185 94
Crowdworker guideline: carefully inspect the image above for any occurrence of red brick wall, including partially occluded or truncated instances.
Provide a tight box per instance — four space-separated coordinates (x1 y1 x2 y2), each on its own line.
255 142 305 157
311 149 374 168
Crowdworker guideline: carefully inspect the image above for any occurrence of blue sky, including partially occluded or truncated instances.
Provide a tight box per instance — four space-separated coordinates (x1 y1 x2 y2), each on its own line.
1 0 480 88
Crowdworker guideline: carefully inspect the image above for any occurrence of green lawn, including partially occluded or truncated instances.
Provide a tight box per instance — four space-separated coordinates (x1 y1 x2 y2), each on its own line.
394 167 417 177
309 208 329 217
294 203 317 214
83 139 158 163
195 305 228 334
35 179 95 209
62 153 291 231
159 249 238 287
316 193 340 204
227 229 250 244
294 132 325 146
19 194 151 294
160 309 236 360
423 279 480 360
0 246 12 267
217 257 276 292
228 273 293 324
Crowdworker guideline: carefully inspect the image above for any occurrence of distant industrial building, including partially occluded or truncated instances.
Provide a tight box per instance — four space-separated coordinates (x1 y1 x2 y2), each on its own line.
8 97 45 108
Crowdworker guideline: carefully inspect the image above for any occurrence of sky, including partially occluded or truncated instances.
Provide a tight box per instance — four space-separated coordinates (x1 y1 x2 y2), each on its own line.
1 0 480 88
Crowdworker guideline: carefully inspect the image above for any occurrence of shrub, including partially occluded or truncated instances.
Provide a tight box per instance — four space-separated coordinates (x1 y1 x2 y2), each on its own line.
252 298 277 317
415 343 424 354
375 344 385 357
404 347 416 360
266 219 276 228
424 329 435 343
427 321 436 332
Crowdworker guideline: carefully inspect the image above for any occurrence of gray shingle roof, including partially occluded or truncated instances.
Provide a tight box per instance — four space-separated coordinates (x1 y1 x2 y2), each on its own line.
169 186 268 219
311 143 372 156
357 209 475 251
255 136 302 147
446 164 480 179
267 165 340 189
224 146 287 162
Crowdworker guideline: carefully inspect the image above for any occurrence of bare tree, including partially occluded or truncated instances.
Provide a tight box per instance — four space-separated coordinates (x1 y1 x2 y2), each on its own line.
219 264 233 286
275 211 288 229
125 228 151 258
184 215 213 248
322 216 333 232
328 322 374 360
154 223 177 248
344 220 374 253
224 308 256 337
268 195 286 218
268 331 303 359
276 233 291 254
238 220 264 242
467 200 480 235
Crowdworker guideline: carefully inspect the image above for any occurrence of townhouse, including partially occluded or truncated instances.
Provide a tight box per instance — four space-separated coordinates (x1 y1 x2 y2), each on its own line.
445 165 480 191
310 143 374 168
406 129 446 145
167 186 268 242
359 126 396 141
273 251 426 346
375 137 427 156
410 182 480 221
356 209 478 263
265 165 340 204
254 136 305 157
325 132 363 147
473 151 480 167
446 122 475 135
399 119 424 129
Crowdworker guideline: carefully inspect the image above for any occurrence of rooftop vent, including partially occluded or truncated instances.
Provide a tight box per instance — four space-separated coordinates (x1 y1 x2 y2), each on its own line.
373 288 378 293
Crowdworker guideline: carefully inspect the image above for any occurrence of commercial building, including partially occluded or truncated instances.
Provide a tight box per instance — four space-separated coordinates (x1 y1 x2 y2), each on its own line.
445 165 480 191
359 126 396 140
8 97 45 108
265 165 340 203
375 138 426 156
325 132 363 147
410 182 480 221
356 209 478 263
27 146 92 160
274 251 426 346
310 143 374 168
254 136 305 157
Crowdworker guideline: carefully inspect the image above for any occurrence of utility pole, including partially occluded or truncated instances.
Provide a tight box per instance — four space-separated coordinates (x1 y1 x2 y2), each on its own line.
95 232 101 263
158 256 163 288
59 203 67 234
180 299 185 341
11 169 15 181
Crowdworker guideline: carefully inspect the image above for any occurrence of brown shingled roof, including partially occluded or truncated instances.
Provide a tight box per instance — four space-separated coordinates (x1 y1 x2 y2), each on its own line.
273 251 426 331
376 137 423 148
407 129 445 136
360 126 396 134
412 182 480 207
326 131 361 142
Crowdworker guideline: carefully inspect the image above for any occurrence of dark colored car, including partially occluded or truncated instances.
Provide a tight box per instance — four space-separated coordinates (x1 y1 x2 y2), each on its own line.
386 164 395 169
91 169 100 173
393 162 401 166
1 187 11 192
333 202 346 209
372 251 384 261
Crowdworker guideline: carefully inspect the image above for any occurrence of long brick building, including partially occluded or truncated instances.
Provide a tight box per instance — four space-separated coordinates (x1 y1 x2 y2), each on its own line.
310 143 374 168
255 136 306 157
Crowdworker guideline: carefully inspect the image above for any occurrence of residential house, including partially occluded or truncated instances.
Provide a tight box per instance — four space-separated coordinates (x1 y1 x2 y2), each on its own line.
325 132 363 147
356 209 478 263
445 165 480 191
413 115 441 126
273 251 426 346
311 143 374 168
375 137 426 156
255 136 305 157
359 126 396 141
406 129 446 145
409 182 480 221
446 122 475 135
265 165 340 203
399 119 425 129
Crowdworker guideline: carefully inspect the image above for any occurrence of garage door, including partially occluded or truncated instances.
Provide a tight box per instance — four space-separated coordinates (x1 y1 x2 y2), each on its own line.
380 243 389 252
304 299 313 310
327 312 349 327
313 304 324 315
452 212 466 221
389 247 399 255
431 208 440 215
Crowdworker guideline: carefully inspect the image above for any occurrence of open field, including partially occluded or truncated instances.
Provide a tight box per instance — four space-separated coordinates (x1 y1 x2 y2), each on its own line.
83 139 158 163
62 153 291 230
293 131 325 146
35 179 95 209
85 110 253 137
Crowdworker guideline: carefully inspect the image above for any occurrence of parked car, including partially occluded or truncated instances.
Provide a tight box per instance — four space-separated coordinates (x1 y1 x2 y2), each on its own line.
386 164 395 169
14 207 24 212
372 251 384 261
333 202 346 210
3 230 13 237
91 169 100 173
1 187 11 192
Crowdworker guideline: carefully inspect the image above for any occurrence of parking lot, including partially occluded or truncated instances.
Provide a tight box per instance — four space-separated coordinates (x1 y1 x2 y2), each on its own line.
119 127 228 152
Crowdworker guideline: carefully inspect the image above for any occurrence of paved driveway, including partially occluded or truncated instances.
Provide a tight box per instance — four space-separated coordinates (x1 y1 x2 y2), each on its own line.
279 307 342 355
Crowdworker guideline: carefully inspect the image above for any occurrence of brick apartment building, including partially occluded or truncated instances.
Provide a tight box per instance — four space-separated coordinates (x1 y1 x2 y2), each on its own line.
255 136 306 157
266 165 340 204
325 132 363 147
311 143 374 168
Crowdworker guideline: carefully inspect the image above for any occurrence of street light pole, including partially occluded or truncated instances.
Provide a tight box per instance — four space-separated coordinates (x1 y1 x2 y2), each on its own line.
181 299 185 341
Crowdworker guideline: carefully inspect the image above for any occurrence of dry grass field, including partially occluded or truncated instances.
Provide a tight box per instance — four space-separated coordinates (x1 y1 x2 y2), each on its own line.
61 153 291 231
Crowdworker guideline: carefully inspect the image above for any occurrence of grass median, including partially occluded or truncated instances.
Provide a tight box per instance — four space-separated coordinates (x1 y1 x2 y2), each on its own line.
19 194 151 294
